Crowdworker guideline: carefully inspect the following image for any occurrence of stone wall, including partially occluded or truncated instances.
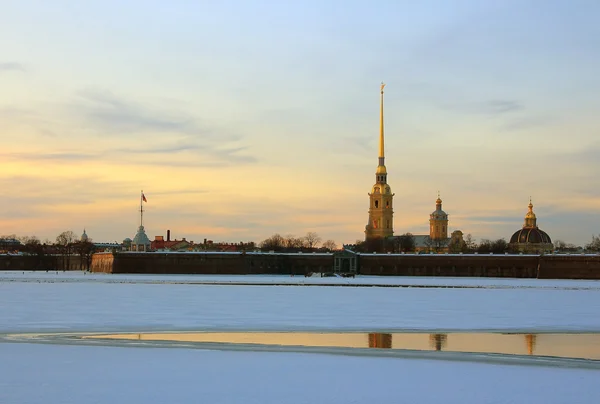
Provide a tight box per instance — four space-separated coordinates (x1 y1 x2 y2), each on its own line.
93 252 333 275
90 252 115 273
358 254 539 278
87 252 600 280
538 255 600 279
0 255 86 271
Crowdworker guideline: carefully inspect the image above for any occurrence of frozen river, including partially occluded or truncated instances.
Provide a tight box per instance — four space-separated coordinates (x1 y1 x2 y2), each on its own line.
2 271 600 403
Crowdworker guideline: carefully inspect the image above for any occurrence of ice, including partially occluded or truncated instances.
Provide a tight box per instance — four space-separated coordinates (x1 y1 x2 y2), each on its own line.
2 271 600 403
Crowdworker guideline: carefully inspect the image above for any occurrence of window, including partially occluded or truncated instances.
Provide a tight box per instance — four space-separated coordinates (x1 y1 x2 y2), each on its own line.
375 200 379 208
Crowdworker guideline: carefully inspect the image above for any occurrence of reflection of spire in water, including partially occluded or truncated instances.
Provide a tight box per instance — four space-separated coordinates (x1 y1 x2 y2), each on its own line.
525 334 536 355
429 334 448 351
368 333 392 349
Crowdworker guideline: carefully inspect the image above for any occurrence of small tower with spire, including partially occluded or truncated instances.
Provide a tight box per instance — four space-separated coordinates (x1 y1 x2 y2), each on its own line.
524 197 537 228
429 192 449 241
131 190 151 252
365 83 394 241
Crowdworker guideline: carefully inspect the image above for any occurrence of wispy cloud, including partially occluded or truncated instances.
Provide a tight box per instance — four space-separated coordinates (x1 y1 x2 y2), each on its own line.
72 89 207 136
439 99 524 115
481 100 523 114
0 62 26 72
500 114 555 132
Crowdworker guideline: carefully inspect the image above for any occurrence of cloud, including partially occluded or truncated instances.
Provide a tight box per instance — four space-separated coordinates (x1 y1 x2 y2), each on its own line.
499 114 555 132
481 100 523 114
72 89 207 136
4 151 97 162
439 99 524 115
0 62 26 72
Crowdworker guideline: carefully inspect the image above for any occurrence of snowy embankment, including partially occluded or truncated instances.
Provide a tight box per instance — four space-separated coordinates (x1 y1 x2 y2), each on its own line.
1 272 600 333
2 270 600 288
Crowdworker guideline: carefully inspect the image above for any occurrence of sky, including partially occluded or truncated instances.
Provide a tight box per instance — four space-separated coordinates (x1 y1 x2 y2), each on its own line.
1 0 599 247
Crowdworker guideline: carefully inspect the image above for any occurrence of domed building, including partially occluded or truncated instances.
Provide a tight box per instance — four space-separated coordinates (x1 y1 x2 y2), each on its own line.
131 225 151 252
81 229 89 242
429 194 448 241
509 199 553 253
409 194 464 252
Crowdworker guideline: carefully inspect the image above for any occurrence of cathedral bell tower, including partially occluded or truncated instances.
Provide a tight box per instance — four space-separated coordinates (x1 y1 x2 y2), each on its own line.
365 83 394 240
429 193 448 241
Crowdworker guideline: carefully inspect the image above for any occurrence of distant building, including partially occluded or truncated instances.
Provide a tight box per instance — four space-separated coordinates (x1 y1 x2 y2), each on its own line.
130 191 151 252
509 199 553 253
151 230 191 251
131 225 151 252
365 83 394 241
410 195 463 253
0 237 22 253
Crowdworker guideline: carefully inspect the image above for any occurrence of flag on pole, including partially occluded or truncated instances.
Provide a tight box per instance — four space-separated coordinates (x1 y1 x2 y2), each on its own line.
142 192 147 202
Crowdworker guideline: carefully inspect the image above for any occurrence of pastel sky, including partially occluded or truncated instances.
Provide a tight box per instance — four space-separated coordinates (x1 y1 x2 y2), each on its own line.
1 0 599 246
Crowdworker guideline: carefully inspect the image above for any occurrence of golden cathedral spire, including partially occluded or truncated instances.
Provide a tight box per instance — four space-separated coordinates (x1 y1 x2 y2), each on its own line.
366 82 394 241
379 82 386 161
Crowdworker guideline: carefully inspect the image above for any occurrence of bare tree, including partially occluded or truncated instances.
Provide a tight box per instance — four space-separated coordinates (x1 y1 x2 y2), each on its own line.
321 239 337 251
586 235 600 252
397 233 416 252
74 239 95 271
304 232 322 250
464 234 477 253
259 234 285 251
56 231 77 270
283 235 305 251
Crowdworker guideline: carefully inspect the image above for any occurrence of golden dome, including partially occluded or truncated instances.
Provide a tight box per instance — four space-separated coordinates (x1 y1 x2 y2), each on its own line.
376 165 387 174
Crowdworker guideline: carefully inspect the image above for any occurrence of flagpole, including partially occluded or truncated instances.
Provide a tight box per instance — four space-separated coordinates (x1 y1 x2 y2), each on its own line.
140 190 144 227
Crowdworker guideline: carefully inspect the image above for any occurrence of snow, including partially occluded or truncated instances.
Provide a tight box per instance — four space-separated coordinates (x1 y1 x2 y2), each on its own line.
3 270 600 289
2 272 600 333
1 343 599 404
1 271 600 403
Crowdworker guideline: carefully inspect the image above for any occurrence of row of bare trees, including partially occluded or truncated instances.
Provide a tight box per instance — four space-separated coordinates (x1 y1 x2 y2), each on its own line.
258 232 337 252
353 233 509 254
1 231 95 270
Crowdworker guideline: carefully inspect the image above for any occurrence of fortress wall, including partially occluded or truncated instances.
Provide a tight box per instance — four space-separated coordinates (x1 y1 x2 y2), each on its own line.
90 252 115 273
86 252 600 280
538 255 600 279
0 255 85 271
243 253 332 275
358 254 539 278
90 252 334 275
111 252 247 274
